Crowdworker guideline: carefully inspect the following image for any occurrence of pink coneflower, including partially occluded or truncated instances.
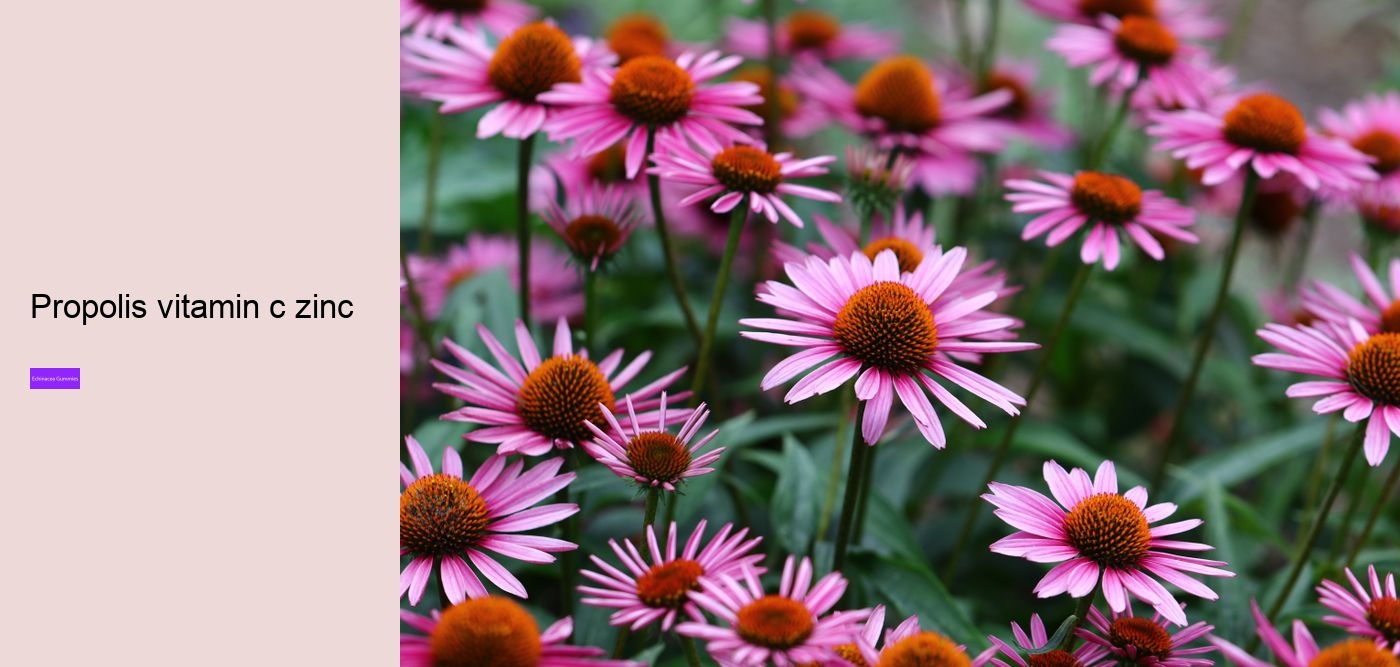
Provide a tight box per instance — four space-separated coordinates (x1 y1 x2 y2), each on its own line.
1212 601 1400 667
1047 16 1219 110
843 144 917 218
1300 253 1400 334
975 61 1074 148
1148 92 1377 191
540 52 763 179
1318 565 1400 653
532 143 646 211
854 612 999 667
401 596 643 667
741 249 1037 448
989 613 1113 667
773 206 938 271
433 318 687 456
1078 604 1215 667
399 436 577 604
1004 170 1198 270
984 460 1233 626
649 139 839 227
725 10 897 62
399 0 535 40
730 66 831 140
1359 185 1400 236
676 556 869 666
1021 0 1224 40
541 185 642 271
604 13 672 64
578 520 765 631
1253 317 1400 466
400 22 612 139
1320 92 1400 188
583 393 722 490
795 57 1011 196
1195 171 1310 241
406 233 581 322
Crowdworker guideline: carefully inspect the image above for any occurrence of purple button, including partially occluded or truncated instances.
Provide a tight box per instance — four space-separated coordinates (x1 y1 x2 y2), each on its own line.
31 368 80 389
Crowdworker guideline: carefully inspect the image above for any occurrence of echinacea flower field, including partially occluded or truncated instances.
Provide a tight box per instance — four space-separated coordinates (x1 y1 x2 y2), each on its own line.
399 1 1400 665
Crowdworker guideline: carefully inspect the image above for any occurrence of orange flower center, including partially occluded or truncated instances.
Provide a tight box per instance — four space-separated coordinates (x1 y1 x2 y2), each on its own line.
1071 172 1143 224
878 631 971 667
607 14 669 64
855 56 943 134
1353 129 1400 175
1346 333 1400 406
834 282 939 374
835 643 871 667
430 596 543 667
1363 201 1400 235
1249 191 1301 236
733 66 800 121
487 22 582 103
625 431 692 483
516 355 617 443
863 237 926 273
401 474 489 557
982 71 1033 119
635 558 705 608
1064 493 1152 567
563 215 624 261
1380 301 1400 334
1109 616 1174 659
1078 0 1157 19
586 144 629 184
1368 597 1400 643
787 10 842 50
1306 640 1400 667
1113 16 1178 65
1030 650 1085 667
736 596 815 649
1223 93 1307 155
712 146 784 194
420 0 490 12
609 55 695 126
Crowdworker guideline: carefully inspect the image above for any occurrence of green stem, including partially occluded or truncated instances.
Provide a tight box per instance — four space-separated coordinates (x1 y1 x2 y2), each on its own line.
1088 80 1142 170
761 0 781 149
1062 591 1098 650
1347 458 1400 568
691 207 747 400
1262 424 1365 628
680 635 705 667
1329 464 1371 564
643 487 661 530
817 391 856 540
852 430 879 542
975 0 1002 86
419 111 444 254
1151 170 1259 489
646 127 702 342
952 0 973 69
1220 0 1259 63
833 401 869 572
1284 200 1320 290
944 260 1094 580
584 270 599 358
517 134 537 329
611 627 631 659
1303 415 1338 518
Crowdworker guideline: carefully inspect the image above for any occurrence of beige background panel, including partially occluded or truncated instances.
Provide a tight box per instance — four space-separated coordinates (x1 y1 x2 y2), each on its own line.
0 2 395 664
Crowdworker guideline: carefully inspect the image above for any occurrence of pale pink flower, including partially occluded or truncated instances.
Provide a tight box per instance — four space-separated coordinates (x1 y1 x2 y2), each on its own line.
399 0 535 40
1021 0 1225 39
985 460 1233 626
1317 565 1400 653
725 10 897 62
433 318 687 456
1319 92 1400 190
1004 170 1198 270
1300 253 1400 334
1212 600 1400 667
399 436 576 604
1048 16 1221 110
578 520 764 631
741 249 1037 448
540 52 764 179
401 596 642 667
405 233 581 322
677 556 869 666
649 139 840 227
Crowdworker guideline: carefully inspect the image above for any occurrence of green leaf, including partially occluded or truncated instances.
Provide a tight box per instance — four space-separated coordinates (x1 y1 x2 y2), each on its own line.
445 268 520 345
1204 477 1251 642
864 555 984 649
862 493 925 563
772 435 820 554
1168 420 1329 503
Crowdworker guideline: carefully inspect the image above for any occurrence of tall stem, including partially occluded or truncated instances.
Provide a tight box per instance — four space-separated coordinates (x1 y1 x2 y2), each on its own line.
516 134 537 329
1346 459 1400 568
975 0 1002 86
1285 200 1320 290
761 0 781 149
584 270 599 358
692 208 747 399
646 127 702 341
1253 426 1364 641
833 401 869 572
1088 80 1141 170
1329 466 1370 564
852 431 879 542
952 0 973 69
679 635 705 667
817 391 856 539
1151 170 1259 489
419 111 444 254
944 260 1094 579
1061 591 1098 650
643 487 661 530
